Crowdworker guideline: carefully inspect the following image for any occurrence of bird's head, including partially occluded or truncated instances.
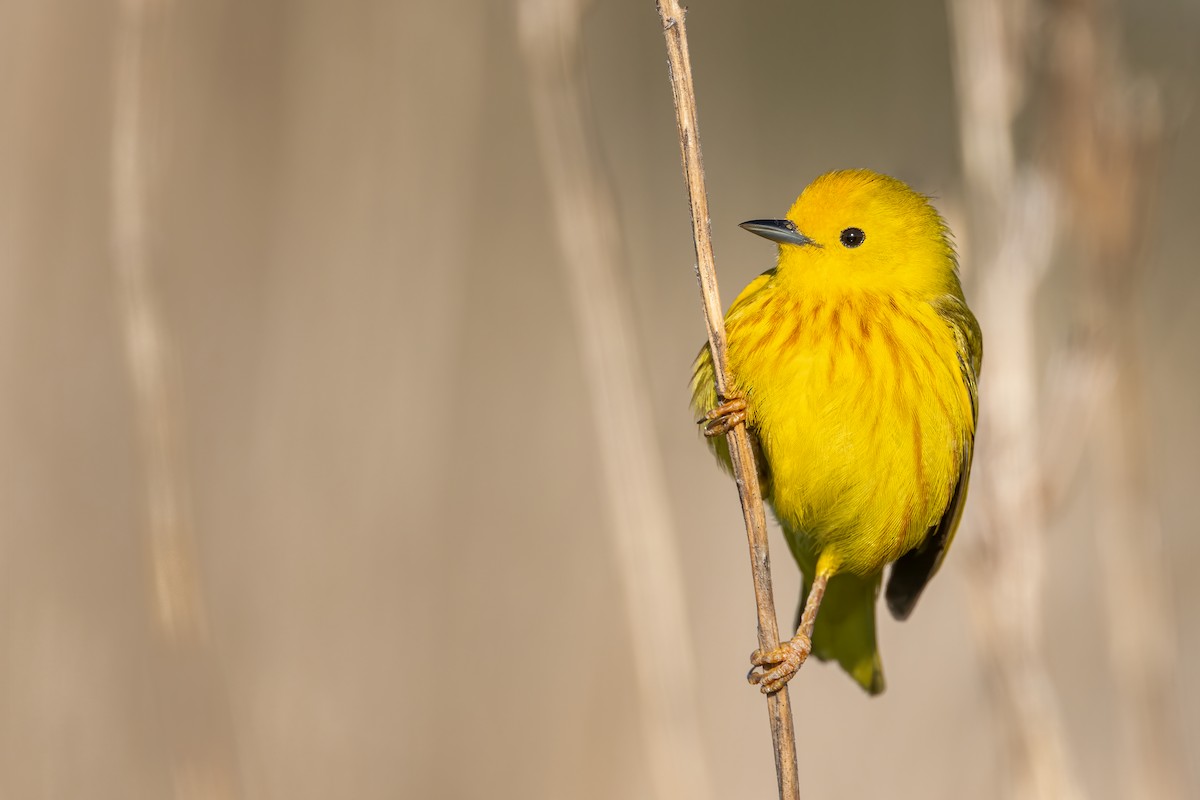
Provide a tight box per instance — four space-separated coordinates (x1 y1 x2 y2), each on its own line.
741 169 959 297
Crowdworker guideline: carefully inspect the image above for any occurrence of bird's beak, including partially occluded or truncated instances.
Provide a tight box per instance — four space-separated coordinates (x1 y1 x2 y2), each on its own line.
739 219 815 247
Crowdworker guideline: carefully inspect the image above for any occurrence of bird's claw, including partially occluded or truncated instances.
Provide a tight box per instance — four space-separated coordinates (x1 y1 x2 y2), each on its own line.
747 635 811 694
701 396 748 437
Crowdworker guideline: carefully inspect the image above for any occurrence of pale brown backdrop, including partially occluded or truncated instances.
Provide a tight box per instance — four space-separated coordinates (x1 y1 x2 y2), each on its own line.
1 1 1197 798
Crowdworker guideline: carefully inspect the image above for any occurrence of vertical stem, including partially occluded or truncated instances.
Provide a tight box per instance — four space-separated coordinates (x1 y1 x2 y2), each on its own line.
655 3 799 799
111 1 241 796
113 0 207 648
1045 2 1185 794
946 0 1084 796
517 3 713 800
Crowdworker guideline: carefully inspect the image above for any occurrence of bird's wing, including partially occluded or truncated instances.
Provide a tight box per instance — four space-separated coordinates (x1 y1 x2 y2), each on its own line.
689 270 775 486
885 292 982 620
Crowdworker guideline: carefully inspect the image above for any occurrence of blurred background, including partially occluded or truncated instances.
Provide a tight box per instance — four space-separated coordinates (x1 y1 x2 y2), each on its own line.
1 0 1197 798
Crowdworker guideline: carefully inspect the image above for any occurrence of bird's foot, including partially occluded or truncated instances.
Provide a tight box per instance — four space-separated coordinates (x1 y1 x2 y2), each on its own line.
701 396 747 437
747 635 811 694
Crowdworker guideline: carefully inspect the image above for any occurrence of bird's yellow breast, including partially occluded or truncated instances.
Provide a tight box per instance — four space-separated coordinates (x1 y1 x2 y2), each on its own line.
725 285 973 575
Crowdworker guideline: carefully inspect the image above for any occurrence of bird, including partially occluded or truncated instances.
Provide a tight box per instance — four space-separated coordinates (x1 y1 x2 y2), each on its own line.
691 169 981 695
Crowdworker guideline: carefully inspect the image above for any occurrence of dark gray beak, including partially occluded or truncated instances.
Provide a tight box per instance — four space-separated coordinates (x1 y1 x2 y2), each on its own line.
739 219 815 247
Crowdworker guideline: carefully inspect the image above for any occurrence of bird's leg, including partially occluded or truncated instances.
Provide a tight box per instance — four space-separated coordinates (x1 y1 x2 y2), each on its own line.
747 569 831 694
701 395 747 437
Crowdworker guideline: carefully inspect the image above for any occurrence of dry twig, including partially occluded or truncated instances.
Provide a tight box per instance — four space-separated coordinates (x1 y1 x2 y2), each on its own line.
949 0 1185 797
1045 2 1185 796
517 2 713 799
111 0 241 795
946 0 1085 796
655 3 799 799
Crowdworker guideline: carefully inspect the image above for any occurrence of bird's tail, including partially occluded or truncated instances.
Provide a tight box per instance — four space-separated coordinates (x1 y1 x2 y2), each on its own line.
798 571 886 695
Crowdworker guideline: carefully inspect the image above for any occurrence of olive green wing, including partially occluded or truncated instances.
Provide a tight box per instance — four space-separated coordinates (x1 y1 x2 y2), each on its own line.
885 293 982 620
689 270 775 479
689 339 727 469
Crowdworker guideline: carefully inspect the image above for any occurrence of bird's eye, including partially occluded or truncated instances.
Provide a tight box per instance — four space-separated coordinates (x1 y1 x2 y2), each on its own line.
839 227 866 248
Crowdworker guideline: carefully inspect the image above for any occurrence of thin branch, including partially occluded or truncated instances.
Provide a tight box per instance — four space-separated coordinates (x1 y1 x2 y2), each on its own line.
946 0 1085 796
112 1 241 796
113 0 207 647
517 3 713 799
1045 1 1186 795
1037 340 1111 512
655 3 799 799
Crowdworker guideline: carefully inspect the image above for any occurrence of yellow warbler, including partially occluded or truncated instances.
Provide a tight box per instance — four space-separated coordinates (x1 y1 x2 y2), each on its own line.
692 169 981 695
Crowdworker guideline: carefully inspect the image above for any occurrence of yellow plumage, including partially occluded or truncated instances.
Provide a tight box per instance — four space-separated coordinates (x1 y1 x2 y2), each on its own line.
692 170 982 694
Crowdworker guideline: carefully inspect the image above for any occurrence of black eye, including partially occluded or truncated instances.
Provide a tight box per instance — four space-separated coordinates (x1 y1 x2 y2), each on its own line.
840 227 865 248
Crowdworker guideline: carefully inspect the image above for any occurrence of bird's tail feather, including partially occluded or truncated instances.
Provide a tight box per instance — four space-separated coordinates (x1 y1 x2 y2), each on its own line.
798 571 886 695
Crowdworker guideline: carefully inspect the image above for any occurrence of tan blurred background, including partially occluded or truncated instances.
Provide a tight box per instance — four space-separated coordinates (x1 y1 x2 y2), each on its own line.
1 1 1197 798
